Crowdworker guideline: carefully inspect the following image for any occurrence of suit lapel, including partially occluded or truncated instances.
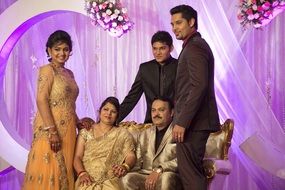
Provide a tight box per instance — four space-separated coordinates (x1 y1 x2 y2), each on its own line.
153 124 173 160
178 32 201 60
149 125 156 157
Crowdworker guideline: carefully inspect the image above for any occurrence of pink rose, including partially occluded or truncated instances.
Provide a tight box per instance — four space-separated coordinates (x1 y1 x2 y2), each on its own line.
247 14 255 20
262 2 271 10
246 9 253 15
104 15 111 23
257 6 263 12
237 13 243 20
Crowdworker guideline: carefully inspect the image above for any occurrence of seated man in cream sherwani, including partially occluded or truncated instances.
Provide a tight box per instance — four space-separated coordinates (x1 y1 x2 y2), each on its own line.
121 97 182 190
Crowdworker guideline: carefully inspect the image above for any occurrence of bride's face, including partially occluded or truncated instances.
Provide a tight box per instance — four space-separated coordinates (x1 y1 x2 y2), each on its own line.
99 102 118 125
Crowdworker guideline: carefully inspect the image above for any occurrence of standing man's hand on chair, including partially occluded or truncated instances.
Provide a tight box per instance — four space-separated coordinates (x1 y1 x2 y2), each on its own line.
172 124 185 143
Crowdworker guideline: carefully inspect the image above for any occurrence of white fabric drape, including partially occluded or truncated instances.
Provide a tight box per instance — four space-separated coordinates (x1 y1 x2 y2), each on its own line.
1 0 285 189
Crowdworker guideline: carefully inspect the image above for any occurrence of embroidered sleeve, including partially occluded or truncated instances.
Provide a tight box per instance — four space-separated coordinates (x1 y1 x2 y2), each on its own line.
122 129 136 153
36 65 55 127
66 68 75 79
79 129 93 141
37 66 54 94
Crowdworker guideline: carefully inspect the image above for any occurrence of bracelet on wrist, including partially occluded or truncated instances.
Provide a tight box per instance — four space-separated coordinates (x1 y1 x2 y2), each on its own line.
43 125 56 131
153 166 163 174
121 163 130 172
77 170 87 178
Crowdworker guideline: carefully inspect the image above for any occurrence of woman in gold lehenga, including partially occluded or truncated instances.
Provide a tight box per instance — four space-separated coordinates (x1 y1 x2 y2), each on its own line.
73 97 136 190
22 30 79 190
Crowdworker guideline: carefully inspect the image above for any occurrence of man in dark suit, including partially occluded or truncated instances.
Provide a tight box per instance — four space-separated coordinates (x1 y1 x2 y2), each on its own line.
118 31 178 123
170 5 220 190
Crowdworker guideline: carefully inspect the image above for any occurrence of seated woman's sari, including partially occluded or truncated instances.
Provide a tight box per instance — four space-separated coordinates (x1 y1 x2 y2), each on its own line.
75 127 135 190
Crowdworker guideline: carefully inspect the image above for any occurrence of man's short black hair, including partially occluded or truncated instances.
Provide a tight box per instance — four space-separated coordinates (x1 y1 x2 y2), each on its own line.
151 31 173 47
152 97 174 110
170 4 198 29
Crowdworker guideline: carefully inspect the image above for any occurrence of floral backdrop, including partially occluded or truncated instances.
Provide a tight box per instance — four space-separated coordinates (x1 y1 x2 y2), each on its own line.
85 0 134 37
1 0 285 189
238 0 285 28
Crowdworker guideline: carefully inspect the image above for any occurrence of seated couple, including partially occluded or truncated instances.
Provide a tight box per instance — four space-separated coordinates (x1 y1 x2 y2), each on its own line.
74 96 181 190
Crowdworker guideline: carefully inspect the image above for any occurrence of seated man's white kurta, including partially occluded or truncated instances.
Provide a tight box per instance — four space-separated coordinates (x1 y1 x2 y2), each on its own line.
121 98 182 190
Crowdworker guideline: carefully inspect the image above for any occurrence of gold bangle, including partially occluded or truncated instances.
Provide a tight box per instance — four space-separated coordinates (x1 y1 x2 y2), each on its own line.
78 171 87 178
43 125 56 130
121 163 130 172
77 170 86 177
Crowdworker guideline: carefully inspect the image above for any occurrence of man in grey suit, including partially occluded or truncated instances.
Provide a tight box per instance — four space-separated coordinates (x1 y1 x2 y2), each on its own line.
170 5 220 190
118 31 177 123
121 97 181 190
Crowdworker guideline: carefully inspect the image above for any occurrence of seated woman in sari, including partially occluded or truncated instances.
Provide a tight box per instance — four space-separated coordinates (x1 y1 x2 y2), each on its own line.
73 97 136 190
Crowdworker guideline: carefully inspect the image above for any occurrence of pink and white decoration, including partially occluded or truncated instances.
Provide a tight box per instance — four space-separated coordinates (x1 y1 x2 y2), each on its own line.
85 0 134 37
238 0 285 28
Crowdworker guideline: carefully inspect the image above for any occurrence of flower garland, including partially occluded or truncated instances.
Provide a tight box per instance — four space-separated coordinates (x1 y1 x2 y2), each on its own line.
85 0 134 37
237 0 285 28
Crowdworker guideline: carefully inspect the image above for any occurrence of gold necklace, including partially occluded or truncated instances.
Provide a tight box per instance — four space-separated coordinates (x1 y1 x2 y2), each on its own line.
50 62 65 69
93 124 112 139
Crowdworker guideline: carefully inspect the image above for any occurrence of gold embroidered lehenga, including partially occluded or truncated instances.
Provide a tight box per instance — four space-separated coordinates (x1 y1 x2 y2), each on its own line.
22 64 79 190
75 127 135 190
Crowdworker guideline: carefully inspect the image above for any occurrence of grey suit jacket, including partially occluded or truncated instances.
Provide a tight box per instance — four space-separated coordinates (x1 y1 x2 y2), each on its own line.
133 124 177 174
173 32 220 132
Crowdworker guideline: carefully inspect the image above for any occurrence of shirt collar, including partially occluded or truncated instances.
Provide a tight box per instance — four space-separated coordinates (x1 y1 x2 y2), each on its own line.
155 56 173 66
182 31 200 48
156 125 169 133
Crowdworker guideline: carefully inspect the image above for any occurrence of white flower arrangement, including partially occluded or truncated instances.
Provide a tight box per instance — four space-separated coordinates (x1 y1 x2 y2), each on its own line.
85 0 134 37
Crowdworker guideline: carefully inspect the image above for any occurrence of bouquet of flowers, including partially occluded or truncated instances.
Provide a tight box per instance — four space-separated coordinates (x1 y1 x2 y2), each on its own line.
85 0 134 37
237 0 285 28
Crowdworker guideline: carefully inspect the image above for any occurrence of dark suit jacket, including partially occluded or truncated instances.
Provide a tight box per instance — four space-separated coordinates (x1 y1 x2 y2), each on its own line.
173 32 220 131
119 56 177 123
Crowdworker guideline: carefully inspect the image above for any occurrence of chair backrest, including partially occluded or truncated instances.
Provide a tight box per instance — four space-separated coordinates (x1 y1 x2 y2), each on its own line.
204 119 234 160
119 122 152 142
